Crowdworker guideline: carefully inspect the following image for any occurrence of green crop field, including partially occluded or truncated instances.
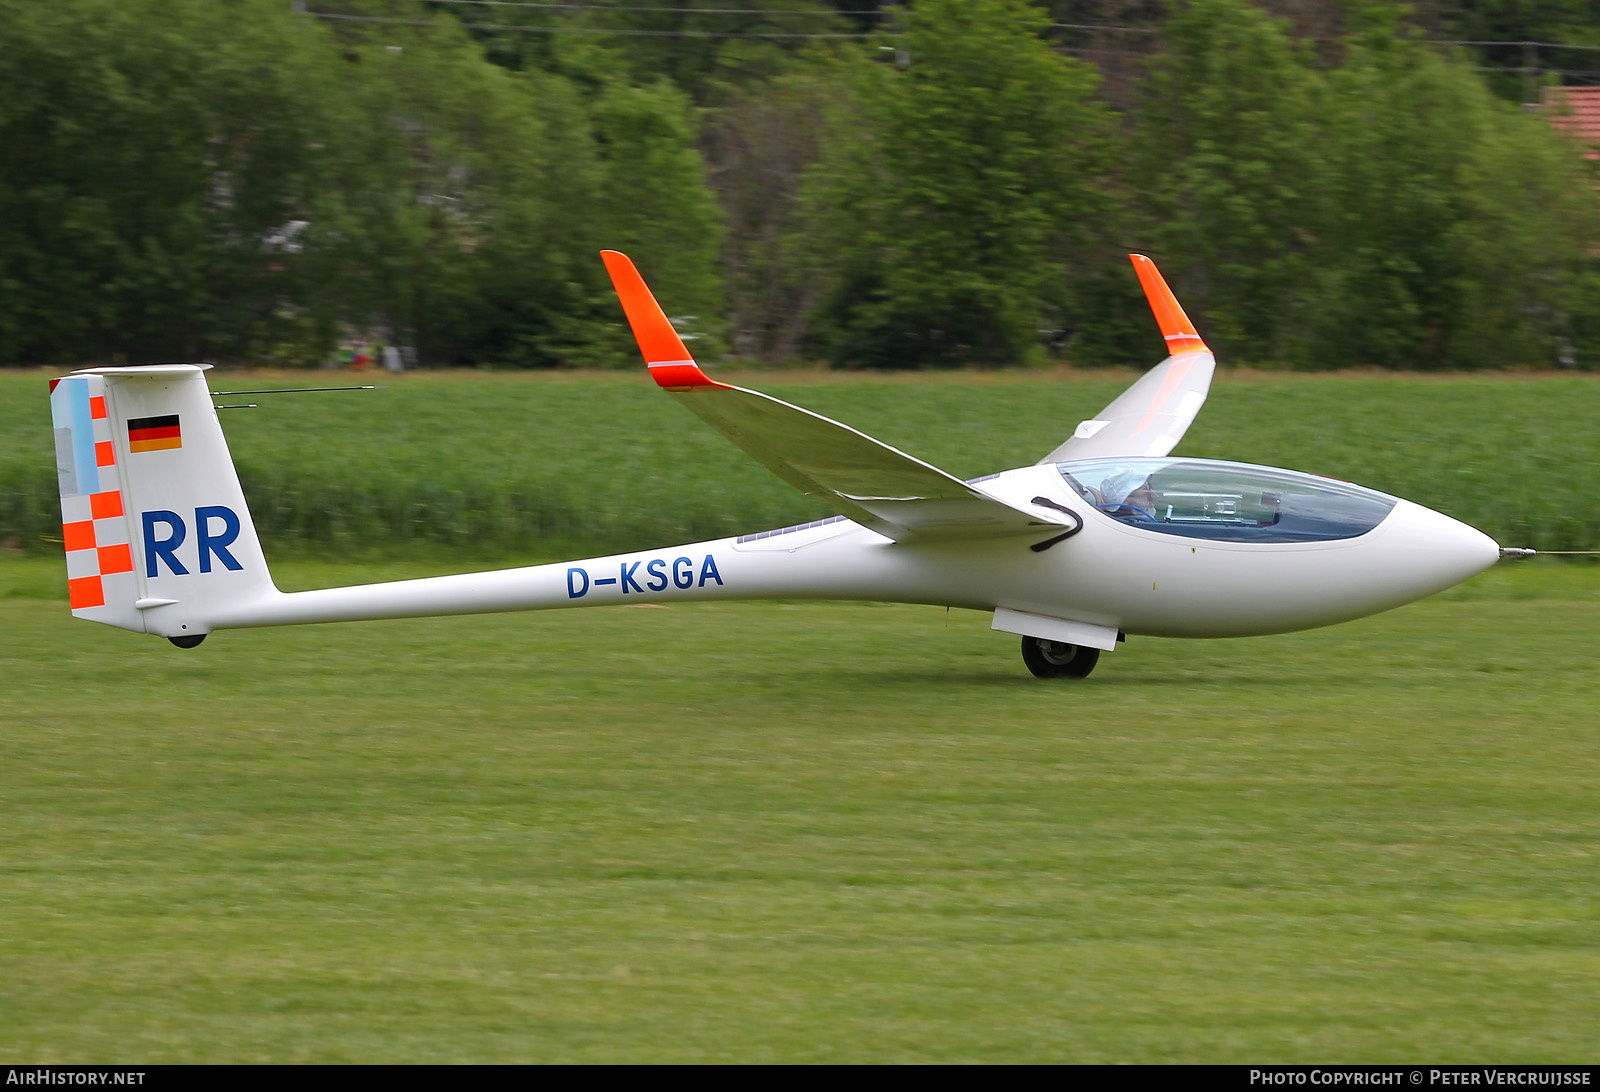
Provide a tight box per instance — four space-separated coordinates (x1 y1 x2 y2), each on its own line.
2 369 1598 1061
3 369 1599 558
0 558 1597 1062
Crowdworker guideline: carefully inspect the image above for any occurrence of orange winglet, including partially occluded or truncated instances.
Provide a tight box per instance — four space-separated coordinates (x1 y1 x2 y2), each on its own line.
600 250 730 391
1129 254 1208 356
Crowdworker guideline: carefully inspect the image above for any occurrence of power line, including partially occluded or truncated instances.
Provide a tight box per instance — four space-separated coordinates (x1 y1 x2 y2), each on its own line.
1050 22 1157 35
1056 46 1146 59
1432 39 1600 53
311 12 433 27
421 0 889 14
310 11 880 36
304 11 1600 56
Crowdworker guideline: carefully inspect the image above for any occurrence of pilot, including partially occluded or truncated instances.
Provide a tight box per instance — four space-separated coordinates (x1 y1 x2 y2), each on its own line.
1099 471 1158 520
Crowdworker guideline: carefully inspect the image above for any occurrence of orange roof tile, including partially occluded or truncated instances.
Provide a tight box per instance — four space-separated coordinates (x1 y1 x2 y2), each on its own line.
1543 86 1600 158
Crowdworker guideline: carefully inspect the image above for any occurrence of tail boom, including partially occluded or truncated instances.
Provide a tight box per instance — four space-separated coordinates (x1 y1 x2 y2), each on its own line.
182 532 917 633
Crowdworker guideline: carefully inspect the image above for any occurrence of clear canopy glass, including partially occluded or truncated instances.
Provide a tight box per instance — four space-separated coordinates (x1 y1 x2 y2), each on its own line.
1056 458 1398 543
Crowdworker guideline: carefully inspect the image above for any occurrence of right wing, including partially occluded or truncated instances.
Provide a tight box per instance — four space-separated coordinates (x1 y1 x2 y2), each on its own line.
602 251 1073 544
1038 254 1216 464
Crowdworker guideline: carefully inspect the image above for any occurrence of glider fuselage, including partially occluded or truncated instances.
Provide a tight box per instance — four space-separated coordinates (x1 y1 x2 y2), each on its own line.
183 459 1496 645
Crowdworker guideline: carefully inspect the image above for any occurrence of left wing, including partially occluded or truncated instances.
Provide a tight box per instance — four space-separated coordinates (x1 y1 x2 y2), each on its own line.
601 251 1072 544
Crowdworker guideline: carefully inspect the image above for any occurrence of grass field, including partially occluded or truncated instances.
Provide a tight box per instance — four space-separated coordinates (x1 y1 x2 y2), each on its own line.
3 368 1597 1060
4 369 1599 556
1 557 1597 1062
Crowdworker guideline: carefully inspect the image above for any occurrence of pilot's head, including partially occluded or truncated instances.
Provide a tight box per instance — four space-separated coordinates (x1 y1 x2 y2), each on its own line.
1101 470 1154 508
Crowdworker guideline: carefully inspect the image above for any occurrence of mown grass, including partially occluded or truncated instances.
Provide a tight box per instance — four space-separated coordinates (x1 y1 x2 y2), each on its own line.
2 369 1597 558
0 557 1597 1062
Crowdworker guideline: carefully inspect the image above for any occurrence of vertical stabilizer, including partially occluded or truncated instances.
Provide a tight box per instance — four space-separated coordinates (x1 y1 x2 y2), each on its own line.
50 365 275 640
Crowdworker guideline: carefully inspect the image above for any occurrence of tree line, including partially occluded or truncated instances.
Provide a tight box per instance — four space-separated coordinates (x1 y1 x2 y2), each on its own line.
2 0 1598 370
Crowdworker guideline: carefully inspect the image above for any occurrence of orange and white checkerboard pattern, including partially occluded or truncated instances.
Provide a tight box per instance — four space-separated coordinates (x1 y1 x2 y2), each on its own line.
50 374 137 617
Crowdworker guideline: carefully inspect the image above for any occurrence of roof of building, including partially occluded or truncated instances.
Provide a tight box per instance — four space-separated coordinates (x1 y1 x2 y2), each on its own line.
1543 86 1600 156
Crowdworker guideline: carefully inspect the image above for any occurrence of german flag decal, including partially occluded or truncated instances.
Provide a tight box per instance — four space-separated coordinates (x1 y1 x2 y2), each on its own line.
128 414 181 453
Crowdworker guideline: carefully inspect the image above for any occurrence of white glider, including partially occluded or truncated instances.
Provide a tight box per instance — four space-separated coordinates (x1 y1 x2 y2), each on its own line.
48 253 1500 677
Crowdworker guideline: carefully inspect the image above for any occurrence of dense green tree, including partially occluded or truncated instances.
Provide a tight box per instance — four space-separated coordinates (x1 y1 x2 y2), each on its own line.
425 0 863 104
257 11 727 367
703 66 841 361
1411 0 1600 102
801 0 1114 367
1304 23 1599 368
1137 0 1600 369
0 0 352 363
590 79 726 357
6 0 1599 371
326 25 610 366
0 0 727 367
1135 0 1324 358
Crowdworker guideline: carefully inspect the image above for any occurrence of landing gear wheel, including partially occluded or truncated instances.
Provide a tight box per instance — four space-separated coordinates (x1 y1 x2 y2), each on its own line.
1020 636 1099 678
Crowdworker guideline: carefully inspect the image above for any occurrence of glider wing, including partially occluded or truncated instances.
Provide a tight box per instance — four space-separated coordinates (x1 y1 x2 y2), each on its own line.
1038 254 1216 464
602 251 1072 543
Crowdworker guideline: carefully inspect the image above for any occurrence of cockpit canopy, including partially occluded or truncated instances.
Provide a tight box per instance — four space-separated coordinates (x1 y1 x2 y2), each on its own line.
1057 458 1398 543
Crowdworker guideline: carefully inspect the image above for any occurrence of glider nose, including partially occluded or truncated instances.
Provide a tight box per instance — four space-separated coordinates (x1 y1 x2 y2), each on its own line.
1382 499 1501 594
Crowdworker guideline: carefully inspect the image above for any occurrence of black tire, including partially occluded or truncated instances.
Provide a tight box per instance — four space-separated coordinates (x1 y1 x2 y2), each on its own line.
1020 636 1099 678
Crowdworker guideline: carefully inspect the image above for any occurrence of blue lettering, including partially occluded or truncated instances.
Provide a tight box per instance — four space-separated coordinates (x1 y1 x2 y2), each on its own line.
620 561 642 594
142 511 188 576
195 505 243 573
672 556 694 590
646 558 668 591
566 567 589 598
699 554 724 587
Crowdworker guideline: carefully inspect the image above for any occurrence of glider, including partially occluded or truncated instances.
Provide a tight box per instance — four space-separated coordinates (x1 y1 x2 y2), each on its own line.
47 253 1501 677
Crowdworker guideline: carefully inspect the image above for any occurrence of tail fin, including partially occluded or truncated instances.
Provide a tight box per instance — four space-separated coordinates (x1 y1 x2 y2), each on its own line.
49 365 274 641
